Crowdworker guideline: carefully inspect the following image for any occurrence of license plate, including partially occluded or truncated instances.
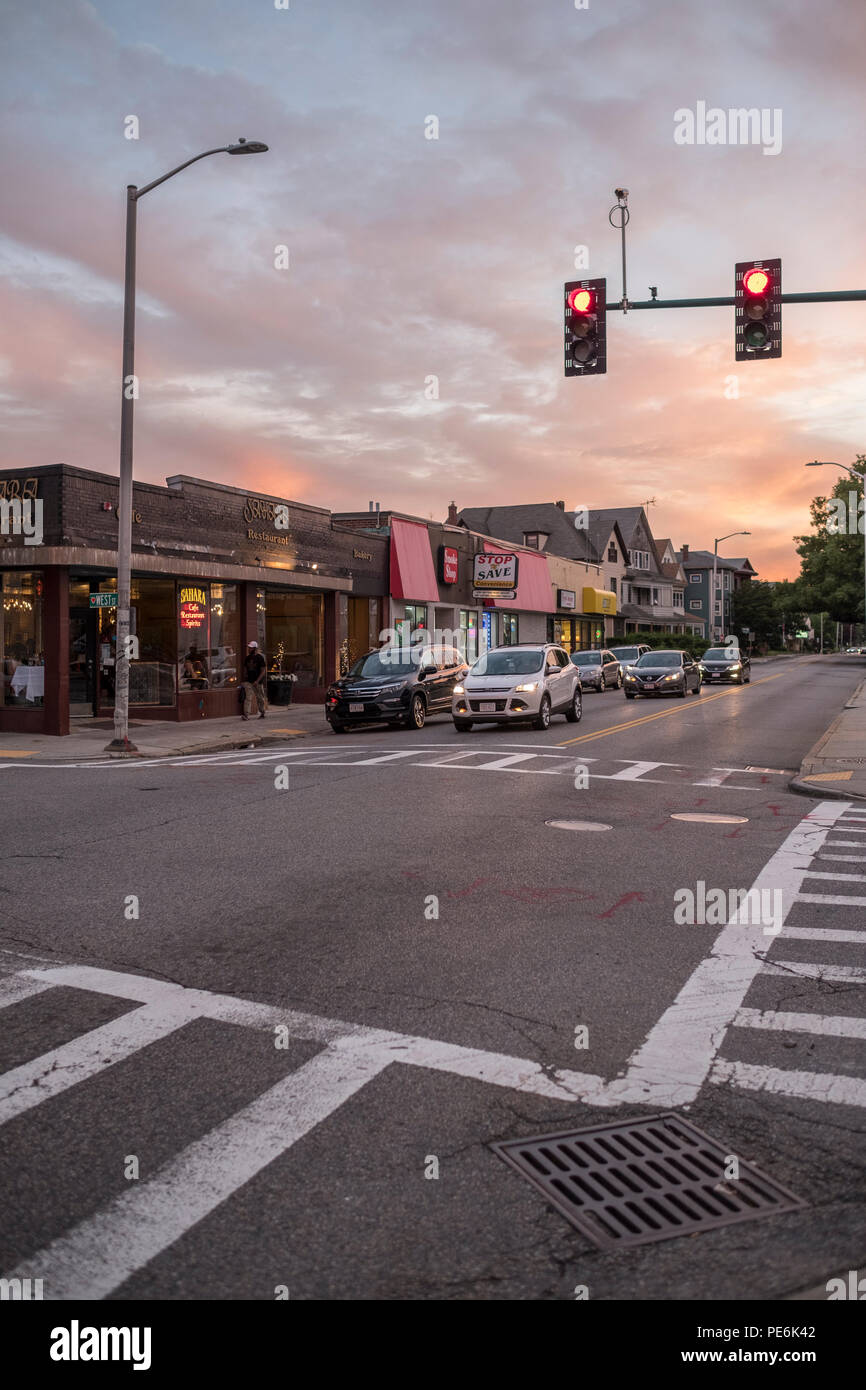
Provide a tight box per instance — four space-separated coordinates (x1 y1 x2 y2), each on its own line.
644 681 656 689
480 702 496 713
349 703 364 712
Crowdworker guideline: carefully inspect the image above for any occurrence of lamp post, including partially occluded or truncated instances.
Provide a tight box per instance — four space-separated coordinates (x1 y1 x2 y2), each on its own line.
805 460 866 652
711 530 751 643
106 139 269 754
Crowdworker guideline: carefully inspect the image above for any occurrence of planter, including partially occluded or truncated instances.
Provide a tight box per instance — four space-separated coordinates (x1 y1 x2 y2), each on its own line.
267 677 295 706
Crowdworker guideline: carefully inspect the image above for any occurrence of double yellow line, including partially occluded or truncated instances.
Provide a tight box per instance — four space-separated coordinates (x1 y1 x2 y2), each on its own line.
558 671 786 747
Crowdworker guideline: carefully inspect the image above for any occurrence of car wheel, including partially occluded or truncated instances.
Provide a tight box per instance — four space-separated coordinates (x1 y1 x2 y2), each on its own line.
744 673 751 683
330 722 348 734
533 694 552 730
453 719 473 732
677 684 687 697
565 688 582 723
616 670 623 688
407 694 426 729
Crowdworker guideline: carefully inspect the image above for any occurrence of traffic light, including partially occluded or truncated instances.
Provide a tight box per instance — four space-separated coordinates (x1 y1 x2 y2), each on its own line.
564 278 606 376
735 258 781 360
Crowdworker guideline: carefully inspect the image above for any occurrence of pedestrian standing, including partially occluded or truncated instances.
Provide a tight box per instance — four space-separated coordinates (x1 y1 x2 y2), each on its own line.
242 640 267 720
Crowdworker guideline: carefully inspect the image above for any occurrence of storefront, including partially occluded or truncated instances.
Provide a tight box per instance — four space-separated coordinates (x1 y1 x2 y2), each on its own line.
0 466 387 735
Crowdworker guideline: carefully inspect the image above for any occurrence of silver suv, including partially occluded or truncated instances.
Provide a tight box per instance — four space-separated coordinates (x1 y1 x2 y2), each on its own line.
569 648 623 691
453 644 582 731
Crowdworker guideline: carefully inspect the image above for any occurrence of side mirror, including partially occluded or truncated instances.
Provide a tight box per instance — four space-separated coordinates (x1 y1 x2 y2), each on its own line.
422 663 437 677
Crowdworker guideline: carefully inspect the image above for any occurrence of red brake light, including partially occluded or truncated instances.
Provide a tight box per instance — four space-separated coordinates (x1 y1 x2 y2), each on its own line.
743 268 770 296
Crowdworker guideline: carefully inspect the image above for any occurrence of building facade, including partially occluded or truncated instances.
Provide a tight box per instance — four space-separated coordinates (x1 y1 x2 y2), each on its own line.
0 465 387 736
676 545 757 642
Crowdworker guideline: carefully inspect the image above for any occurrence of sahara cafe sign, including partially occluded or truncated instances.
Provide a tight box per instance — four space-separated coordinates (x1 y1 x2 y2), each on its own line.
472 551 519 600
179 585 207 631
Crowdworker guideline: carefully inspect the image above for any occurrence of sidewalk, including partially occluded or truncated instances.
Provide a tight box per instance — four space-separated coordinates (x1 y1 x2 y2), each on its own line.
0 702 327 763
790 677 866 802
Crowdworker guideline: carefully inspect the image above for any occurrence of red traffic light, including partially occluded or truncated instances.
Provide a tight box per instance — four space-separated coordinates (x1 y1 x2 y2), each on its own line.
567 287 594 314
743 268 770 296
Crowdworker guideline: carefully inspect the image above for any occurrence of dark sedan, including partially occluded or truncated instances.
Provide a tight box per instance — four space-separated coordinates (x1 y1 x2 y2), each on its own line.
699 647 751 684
623 649 702 698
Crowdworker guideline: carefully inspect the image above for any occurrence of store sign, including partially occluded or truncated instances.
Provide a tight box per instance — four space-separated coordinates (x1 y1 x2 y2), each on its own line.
439 545 459 585
472 552 518 600
557 588 576 610
353 548 373 561
0 477 38 500
89 593 117 608
179 585 207 631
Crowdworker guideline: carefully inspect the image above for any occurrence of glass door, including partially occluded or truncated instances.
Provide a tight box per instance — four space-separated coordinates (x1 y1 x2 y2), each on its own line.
69 608 97 715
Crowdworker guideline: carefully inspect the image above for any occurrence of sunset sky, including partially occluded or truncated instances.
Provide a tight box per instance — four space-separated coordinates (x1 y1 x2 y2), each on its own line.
2 0 864 578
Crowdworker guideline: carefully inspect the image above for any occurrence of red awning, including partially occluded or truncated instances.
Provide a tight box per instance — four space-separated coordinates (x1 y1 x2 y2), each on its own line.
484 542 555 612
390 518 440 602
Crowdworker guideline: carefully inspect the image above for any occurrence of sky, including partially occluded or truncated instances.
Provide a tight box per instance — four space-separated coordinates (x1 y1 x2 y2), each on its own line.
1 0 864 579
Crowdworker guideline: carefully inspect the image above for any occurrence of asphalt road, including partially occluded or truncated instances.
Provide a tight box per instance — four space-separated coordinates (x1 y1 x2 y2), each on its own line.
1 654 864 1301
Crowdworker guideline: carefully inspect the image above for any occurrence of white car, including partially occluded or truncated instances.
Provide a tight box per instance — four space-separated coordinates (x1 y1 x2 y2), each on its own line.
452 644 582 731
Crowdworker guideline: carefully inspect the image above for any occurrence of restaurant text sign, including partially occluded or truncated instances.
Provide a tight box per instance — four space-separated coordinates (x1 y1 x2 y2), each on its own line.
179 585 207 631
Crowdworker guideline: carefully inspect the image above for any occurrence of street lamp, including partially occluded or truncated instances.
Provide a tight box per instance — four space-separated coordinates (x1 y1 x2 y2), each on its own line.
106 138 269 754
711 530 751 643
805 460 866 652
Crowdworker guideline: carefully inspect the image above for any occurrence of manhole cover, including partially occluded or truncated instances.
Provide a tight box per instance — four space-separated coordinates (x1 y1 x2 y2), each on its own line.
545 820 612 832
670 813 749 824
492 1114 803 1249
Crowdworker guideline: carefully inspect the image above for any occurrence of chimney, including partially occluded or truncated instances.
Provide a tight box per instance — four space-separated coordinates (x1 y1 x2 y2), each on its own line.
681 543 689 561
555 500 565 510
447 500 458 524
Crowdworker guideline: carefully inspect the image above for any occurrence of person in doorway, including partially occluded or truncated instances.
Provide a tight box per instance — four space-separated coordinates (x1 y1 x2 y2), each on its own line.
242 640 267 719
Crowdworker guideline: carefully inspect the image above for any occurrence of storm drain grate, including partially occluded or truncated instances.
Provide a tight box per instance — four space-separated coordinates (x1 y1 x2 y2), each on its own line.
491 1113 805 1249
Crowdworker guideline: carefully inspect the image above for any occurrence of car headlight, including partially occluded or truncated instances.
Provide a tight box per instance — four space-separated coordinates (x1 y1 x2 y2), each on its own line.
625 673 637 682
662 672 682 682
515 681 538 692
377 683 405 697
453 684 465 695
728 663 741 671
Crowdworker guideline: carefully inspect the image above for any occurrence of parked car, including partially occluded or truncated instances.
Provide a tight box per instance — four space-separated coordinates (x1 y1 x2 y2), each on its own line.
453 644 582 730
698 646 751 684
569 648 623 691
623 649 702 698
608 644 651 672
326 643 468 732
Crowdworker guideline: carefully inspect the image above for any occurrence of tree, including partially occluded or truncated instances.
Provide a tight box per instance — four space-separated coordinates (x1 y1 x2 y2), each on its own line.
731 580 787 648
795 456 865 624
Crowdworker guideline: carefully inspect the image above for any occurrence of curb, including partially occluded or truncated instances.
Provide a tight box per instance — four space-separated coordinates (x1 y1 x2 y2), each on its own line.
8 726 320 766
788 776 866 803
788 676 866 801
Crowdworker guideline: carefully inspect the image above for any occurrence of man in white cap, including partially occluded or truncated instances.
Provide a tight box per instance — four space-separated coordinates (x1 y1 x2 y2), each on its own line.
242 639 267 720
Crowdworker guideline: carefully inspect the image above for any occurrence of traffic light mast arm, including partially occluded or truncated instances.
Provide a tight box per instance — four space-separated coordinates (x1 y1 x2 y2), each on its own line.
610 289 866 310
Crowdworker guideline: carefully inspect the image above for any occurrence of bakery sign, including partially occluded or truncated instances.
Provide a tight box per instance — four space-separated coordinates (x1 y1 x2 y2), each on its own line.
179 585 207 631
472 551 518 600
439 545 459 585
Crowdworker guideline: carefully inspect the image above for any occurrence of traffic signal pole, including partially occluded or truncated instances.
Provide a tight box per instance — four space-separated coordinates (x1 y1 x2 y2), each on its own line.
612 290 866 310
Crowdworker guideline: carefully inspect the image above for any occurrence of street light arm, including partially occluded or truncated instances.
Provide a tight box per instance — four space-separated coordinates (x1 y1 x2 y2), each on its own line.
135 147 232 199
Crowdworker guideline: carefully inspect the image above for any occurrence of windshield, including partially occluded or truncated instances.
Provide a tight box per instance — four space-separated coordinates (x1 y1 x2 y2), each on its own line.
470 649 545 677
572 651 601 665
349 648 423 679
635 650 682 668
610 647 639 661
703 648 738 661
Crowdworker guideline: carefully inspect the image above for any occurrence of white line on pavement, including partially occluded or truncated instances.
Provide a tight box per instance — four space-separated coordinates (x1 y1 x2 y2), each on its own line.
0 973 56 1009
783 927 866 943
763 961 866 983
794 893 866 907
604 801 852 1107
3 1041 396 1300
734 1007 866 1039
711 1058 866 1109
818 854 866 862
0 1001 203 1124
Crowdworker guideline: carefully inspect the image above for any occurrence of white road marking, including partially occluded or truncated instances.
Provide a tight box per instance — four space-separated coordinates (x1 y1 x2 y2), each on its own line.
734 1007 866 1040
0 973 56 1008
763 961 866 983
803 869 866 882
604 801 851 1107
783 927 866 944
711 1058 866 1109
591 760 673 781
819 854 866 862
3 1041 397 1300
0 1001 202 1123
795 893 866 907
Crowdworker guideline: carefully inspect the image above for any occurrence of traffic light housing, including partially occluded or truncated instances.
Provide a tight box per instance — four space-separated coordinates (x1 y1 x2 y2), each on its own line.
564 278 606 376
735 258 781 360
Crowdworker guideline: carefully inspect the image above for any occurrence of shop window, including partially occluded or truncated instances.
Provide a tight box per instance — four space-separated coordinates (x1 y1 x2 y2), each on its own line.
396 603 427 649
130 578 176 705
459 609 478 663
209 584 240 689
265 591 324 688
2 571 44 707
500 614 519 645
177 583 210 691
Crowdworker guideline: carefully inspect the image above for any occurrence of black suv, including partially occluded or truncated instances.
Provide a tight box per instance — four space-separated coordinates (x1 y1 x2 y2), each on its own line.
326 644 469 732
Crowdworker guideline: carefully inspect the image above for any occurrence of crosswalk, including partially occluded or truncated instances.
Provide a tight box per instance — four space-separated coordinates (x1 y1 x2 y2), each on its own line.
1 801 863 1297
5 741 797 792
